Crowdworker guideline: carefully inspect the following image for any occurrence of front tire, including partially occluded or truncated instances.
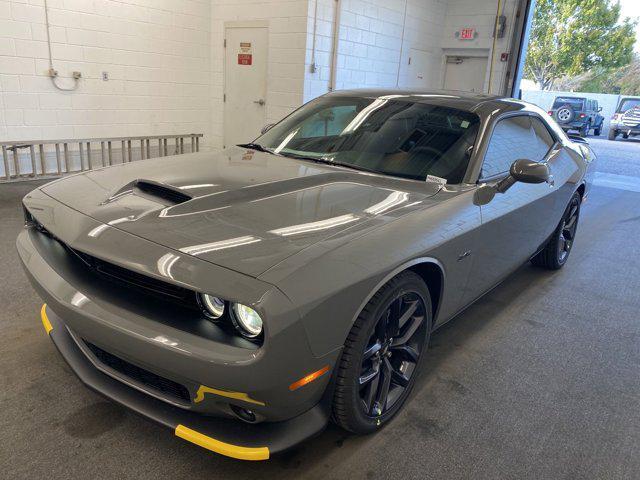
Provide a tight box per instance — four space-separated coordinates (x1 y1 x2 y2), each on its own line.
332 271 432 434
531 192 581 270
594 126 601 136
608 129 618 141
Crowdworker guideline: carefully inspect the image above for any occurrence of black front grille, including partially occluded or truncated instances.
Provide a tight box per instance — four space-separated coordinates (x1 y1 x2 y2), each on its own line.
30 218 198 309
70 247 194 302
85 341 191 403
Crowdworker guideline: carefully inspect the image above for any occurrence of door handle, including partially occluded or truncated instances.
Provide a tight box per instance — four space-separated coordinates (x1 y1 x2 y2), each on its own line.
253 99 265 106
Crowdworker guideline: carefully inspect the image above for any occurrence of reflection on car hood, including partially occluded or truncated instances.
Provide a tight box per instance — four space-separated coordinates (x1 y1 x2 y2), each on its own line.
41 147 442 277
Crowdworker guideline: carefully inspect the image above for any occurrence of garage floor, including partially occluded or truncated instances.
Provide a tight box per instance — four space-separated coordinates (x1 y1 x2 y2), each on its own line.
2 139 639 479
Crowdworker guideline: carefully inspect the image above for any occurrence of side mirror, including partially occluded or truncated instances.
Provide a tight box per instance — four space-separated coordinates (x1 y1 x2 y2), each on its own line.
496 159 550 193
261 123 276 135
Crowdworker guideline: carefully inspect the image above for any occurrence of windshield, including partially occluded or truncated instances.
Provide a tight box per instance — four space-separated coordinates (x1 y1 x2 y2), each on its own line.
255 96 480 183
553 98 585 109
619 98 640 113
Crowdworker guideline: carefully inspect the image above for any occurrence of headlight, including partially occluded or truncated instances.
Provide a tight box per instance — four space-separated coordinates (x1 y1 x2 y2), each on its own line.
232 303 263 338
199 294 225 319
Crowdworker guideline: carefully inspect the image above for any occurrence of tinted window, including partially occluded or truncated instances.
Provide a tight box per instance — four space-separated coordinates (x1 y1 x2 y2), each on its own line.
531 117 555 156
618 98 640 113
481 116 554 179
257 96 480 183
553 97 585 109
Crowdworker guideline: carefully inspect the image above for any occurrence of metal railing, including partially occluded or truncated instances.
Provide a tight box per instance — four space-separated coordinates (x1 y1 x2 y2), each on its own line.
1 133 203 182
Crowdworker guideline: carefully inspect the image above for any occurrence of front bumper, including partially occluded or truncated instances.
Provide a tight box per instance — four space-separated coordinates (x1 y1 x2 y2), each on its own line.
40 305 328 460
16 192 341 459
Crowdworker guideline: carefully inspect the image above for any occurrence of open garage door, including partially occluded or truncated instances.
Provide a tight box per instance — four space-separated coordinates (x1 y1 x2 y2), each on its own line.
515 0 640 192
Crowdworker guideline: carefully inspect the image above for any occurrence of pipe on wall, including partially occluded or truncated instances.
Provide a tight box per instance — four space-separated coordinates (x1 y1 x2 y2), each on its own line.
329 0 342 91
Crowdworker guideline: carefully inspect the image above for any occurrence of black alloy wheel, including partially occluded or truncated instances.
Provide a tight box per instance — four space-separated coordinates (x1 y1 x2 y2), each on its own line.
332 271 432 434
358 291 426 417
558 195 580 264
531 191 581 270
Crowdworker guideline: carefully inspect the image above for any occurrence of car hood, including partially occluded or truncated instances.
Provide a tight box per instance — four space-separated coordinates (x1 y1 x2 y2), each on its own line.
41 147 442 277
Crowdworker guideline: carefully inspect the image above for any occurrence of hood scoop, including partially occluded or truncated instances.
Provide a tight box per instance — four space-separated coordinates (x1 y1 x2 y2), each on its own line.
105 179 193 206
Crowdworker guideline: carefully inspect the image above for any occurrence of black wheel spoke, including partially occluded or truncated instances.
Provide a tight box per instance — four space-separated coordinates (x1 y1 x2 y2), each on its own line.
363 370 380 413
398 300 418 330
363 341 382 361
376 310 390 340
391 315 424 347
391 344 419 362
372 358 392 415
564 215 577 230
391 368 410 388
359 363 380 385
387 297 402 337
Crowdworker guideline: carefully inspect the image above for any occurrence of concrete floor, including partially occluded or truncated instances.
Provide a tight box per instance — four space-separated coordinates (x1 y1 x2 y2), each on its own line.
2 139 640 479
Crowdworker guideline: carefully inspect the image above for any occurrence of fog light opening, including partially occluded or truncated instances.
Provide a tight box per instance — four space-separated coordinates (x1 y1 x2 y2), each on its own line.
230 404 257 423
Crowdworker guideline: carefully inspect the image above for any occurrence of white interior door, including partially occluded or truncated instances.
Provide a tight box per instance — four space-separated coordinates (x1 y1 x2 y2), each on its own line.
443 56 488 93
224 25 268 147
407 48 432 89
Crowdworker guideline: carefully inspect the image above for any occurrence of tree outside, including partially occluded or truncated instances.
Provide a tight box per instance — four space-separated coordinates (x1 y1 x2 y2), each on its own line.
525 0 637 91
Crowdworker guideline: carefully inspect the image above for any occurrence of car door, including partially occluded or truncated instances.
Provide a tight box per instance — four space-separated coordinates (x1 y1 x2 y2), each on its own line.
462 114 560 304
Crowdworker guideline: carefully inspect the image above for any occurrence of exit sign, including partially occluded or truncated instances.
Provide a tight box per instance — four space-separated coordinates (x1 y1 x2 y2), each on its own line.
459 28 475 40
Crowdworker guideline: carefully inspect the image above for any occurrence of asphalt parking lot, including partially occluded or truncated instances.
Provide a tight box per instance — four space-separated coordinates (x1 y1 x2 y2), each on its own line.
1 138 639 479
590 136 640 191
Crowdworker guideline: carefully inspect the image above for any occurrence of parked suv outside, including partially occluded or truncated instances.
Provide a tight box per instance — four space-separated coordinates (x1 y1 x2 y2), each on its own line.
549 96 604 137
609 96 640 141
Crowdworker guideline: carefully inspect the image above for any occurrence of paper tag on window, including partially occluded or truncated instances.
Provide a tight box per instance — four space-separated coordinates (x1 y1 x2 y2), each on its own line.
426 175 447 185
461 120 470 128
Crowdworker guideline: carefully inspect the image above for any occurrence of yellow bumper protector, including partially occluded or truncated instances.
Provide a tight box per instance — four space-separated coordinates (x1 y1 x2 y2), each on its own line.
40 304 52 335
175 424 269 461
193 385 265 406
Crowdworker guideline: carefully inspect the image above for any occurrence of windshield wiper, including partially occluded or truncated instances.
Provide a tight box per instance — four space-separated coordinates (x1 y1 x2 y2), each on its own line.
237 143 275 154
276 151 380 175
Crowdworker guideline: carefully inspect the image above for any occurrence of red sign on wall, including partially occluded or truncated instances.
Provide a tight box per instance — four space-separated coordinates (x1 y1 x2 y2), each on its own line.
459 28 475 40
238 54 252 65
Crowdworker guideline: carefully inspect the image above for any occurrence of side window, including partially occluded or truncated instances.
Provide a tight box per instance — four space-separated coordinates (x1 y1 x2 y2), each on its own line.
481 116 533 178
482 116 555 179
530 117 555 160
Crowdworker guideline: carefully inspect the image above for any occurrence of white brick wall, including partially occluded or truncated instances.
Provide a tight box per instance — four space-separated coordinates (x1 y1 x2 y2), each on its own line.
443 0 519 94
0 0 211 146
210 0 309 149
304 0 519 102
1 0 522 176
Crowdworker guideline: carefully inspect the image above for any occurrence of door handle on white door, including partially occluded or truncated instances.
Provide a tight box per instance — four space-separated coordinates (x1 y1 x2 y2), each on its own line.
253 99 265 106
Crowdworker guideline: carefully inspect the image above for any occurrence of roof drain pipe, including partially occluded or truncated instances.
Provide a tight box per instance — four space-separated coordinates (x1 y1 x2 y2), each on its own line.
309 0 319 74
395 0 408 87
44 0 81 91
329 0 342 92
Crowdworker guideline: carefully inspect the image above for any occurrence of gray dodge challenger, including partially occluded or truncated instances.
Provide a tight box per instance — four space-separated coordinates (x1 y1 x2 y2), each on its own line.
17 90 595 460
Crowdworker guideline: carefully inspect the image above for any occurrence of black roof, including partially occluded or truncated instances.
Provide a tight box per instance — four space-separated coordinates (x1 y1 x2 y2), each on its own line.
325 88 525 115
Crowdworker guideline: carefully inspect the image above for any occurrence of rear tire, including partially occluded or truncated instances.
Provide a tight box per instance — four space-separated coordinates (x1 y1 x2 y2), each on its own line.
608 129 618 141
594 126 601 136
531 192 581 270
580 123 590 137
332 271 432 434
